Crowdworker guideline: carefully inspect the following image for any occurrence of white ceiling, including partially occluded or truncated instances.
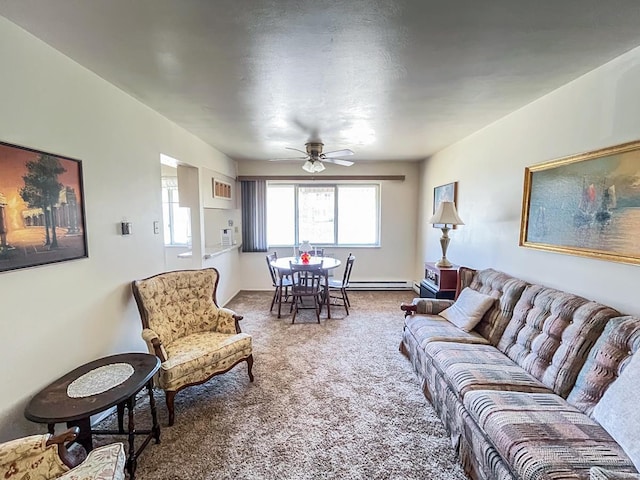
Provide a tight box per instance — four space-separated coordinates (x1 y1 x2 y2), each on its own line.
2 1 640 162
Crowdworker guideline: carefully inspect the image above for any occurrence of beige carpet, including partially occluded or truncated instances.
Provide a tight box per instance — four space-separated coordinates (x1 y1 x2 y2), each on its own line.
97 290 467 480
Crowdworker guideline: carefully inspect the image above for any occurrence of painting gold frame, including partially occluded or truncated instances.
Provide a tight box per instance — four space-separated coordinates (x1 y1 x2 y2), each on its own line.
520 140 640 265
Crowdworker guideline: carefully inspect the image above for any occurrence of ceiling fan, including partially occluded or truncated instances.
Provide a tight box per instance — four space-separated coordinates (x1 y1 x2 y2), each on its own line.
270 142 355 173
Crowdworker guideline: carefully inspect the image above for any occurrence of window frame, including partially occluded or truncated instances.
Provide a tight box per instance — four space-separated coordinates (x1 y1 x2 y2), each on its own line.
266 181 381 248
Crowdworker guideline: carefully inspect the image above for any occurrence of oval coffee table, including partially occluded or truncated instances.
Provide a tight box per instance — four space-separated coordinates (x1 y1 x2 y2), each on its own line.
24 352 161 479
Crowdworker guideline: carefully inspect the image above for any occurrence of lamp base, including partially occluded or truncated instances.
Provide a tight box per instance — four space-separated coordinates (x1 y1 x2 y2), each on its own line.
435 258 453 268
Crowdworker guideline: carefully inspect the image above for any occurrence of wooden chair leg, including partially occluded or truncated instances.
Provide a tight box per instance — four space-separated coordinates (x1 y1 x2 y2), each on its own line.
246 355 254 382
270 288 278 312
166 391 177 427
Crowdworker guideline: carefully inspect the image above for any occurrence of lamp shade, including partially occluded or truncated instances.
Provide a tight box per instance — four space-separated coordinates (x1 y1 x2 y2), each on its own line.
429 201 464 226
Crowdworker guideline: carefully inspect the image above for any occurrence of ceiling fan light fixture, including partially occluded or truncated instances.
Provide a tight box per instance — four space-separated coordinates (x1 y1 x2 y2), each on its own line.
302 160 315 173
313 161 325 173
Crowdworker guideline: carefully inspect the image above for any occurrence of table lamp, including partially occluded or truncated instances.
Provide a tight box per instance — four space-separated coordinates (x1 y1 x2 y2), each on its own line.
429 201 464 268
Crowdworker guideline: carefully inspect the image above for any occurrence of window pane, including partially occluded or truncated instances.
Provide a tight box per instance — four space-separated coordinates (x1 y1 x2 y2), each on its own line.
267 185 295 245
338 185 378 244
298 186 334 244
171 205 191 245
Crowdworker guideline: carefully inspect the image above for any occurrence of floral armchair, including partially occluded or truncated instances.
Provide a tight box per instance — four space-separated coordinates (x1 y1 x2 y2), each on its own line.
132 268 254 426
0 427 125 480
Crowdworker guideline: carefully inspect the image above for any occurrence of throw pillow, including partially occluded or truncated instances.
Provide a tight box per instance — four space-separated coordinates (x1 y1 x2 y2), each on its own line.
590 467 640 480
440 287 495 332
593 351 640 471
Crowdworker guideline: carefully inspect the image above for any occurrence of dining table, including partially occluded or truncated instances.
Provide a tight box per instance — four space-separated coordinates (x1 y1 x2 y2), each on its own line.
270 256 342 319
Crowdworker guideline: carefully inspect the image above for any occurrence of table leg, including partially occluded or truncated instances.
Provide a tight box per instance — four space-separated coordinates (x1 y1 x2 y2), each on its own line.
47 423 55 435
67 417 93 452
117 402 125 433
126 396 137 479
147 380 161 444
325 270 331 319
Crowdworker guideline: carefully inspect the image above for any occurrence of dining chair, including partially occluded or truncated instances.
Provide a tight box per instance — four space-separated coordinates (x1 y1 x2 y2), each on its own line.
326 253 355 315
309 247 324 256
289 261 324 323
266 252 292 312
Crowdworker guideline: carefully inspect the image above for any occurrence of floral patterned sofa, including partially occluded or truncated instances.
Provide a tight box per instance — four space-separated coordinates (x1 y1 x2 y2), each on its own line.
400 267 640 480
132 268 254 426
0 427 125 479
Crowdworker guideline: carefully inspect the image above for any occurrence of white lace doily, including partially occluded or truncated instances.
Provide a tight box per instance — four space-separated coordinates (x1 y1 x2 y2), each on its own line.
67 363 134 398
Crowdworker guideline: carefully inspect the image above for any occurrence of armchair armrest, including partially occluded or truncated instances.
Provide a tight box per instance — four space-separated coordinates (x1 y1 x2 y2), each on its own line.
0 429 75 478
400 298 454 317
217 307 244 334
141 328 168 362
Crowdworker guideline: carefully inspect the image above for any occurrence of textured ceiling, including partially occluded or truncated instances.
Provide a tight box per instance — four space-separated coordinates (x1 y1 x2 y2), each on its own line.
2 1 640 162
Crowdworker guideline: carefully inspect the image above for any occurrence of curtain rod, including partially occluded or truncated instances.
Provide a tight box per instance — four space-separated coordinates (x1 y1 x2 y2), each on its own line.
237 175 405 181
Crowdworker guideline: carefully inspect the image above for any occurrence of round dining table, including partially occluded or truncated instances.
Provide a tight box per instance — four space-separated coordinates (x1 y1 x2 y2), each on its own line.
270 256 342 319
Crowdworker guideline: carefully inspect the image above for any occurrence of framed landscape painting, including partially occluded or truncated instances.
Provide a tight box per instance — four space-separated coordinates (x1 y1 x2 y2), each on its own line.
520 140 640 265
0 141 87 272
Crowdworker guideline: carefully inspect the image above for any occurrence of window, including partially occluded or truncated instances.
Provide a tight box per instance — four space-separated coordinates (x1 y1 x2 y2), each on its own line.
161 177 191 246
266 183 379 247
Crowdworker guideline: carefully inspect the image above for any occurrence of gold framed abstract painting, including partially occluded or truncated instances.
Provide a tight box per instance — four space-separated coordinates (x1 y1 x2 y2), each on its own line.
0 141 87 272
520 140 640 265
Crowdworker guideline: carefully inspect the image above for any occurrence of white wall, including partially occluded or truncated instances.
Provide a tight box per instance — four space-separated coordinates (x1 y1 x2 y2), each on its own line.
419 45 640 316
236 160 420 290
0 18 239 440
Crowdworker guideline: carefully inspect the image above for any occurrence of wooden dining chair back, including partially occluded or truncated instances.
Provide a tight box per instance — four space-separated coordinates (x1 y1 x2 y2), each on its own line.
266 252 292 312
327 253 356 315
309 247 324 257
289 261 324 324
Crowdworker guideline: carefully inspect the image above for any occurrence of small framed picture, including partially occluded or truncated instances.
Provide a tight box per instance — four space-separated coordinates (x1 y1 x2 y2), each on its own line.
433 182 457 228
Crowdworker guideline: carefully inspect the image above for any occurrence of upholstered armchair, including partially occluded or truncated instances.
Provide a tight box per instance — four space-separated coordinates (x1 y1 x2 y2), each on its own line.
132 268 254 426
0 427 125 480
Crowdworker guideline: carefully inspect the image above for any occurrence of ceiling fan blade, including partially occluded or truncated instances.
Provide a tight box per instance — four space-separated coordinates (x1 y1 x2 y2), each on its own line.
269 156 308 162
322 149 354 158
285 146 308 155
322 158 354 167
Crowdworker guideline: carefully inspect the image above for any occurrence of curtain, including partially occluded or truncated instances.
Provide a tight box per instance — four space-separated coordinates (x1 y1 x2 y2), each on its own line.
241 180 268 252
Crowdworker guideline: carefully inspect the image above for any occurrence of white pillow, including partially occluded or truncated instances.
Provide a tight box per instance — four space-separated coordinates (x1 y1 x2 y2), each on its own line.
593 351 640 471
439 287 495 332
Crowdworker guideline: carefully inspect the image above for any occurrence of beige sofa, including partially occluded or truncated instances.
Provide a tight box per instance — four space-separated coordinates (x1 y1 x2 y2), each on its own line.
400 267 640 480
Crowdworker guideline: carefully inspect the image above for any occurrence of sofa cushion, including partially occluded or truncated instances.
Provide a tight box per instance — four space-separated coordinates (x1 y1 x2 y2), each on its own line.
425 342 553 398
404 314 490 348
496 284 619 398
591 467 640 480
440 287 495 332
464 390 637 480
593 342 640 471
567 316 640 416
465 269 529 345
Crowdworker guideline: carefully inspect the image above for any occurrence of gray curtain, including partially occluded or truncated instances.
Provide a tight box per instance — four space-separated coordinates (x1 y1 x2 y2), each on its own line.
241 180 268 252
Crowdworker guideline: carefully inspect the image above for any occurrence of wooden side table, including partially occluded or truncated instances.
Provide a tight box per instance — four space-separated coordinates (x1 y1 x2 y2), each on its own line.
420 262 459 300
24 353 161 480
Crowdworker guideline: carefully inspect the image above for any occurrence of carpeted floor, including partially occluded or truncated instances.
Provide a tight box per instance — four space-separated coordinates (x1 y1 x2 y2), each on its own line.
97 290 467 480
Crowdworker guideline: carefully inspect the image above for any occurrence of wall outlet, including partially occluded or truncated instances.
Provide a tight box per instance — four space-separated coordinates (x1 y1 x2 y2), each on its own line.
153 221 160 234
234 226 238 233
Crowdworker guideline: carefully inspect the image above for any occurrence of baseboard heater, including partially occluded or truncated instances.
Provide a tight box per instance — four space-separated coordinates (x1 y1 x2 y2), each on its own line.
348 280 413 291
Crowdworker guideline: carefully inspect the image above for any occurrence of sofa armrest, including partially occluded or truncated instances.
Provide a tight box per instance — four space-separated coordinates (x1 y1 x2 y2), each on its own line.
217 307 244 334
400 298 454 317
141 328 168 362
58 442 126 480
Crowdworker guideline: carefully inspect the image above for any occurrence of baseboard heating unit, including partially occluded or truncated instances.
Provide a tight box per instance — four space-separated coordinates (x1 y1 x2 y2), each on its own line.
348 281 413 291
